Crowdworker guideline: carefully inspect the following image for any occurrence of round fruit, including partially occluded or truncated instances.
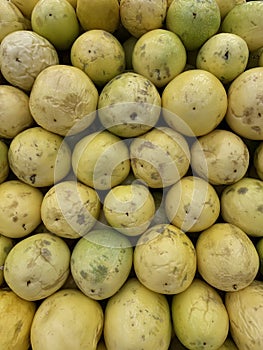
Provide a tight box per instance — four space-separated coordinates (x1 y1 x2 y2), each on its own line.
0 30 59 91
70 29 125 86
166 0 221 51
103 183 155 236
71 229 133 300
132 29 187 88
221 1 263 51
221 177 263 237
76 0 120 33
196 223 259 291
226 67 263 140
31 0 79 51
0 289 36 350
0 180 43 238
72 130 130 190
130 126 190 188
30 288 104 350
41 181 101 239
0 234 13 286
98 72 161 137
120 0 167 38
162 69 228 137
0 85 33 139
215 0 246 19
104 277 172 350
29 65 98 136
11 0 39 18
225 280 263 350
0 140 9 183
4 232 70 301
171 278 229 350
165 176 220 232
196 33 249 84
134 223 197 294
191 129 250 185
8 126 71 187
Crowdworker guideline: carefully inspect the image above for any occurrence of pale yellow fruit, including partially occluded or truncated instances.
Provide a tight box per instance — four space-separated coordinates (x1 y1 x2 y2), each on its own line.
196 33 249 84
196 223 259 291
0 85 33 138
215 0 246 19
11 0 39 18
132 29 187 88
71 30 125 86
98 72 161 137
254 142 263 180
31 289 104 350
0 140 9 183
29 65 98 136
41 181 101 239
226 67 263 140
134 223 196 294
221 177 263 237
165 176 220 232
4 233 70 301
162 69 227 137
103 184 155 236
8 126 71 187
72 130 130 190
0 180 43 238
191 129 250 185
71 229 133 300
0 30 59 91
77 0 119 33
120 0 167 38
225 280 263 350
130 126 190 188
104 278 172 350
0 289 36 350
0 234 13 286
171 279 229 350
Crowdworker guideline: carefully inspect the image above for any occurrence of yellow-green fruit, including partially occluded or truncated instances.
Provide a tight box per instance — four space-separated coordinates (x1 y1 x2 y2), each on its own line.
103 184 155 236
120 0 167 38
221 1 263 51
166 0 221 51
30 289 104 350
171 279 229 350
0 180 43 238
0 140 9 183
132 29 187 88
71 229 133 300
71 30 125 86
215 0 246 19
31 0 79 51
0 234 13 286
104 278 172 350
196 33 249 84
0 85 33 139
191 129 250 185
10 0 39 18
254 142 263 180
221 177 263 237
225 280 263 350
72 130 130 190
226 67 263 140
4 233 70 301
98 72 161 137
41 181 101 239
196 223 259 291
130 126 190 188
0 30 59 91
162 69 227 137
256 238 263 275
29 65 98 136
165 176 220 232
134 223 196 294
8 126 71 187
76 0 120 33
0 0 30 42
0 289 36 350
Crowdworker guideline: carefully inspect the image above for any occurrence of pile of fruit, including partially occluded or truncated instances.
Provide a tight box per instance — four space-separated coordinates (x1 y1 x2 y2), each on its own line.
0 0 263 349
